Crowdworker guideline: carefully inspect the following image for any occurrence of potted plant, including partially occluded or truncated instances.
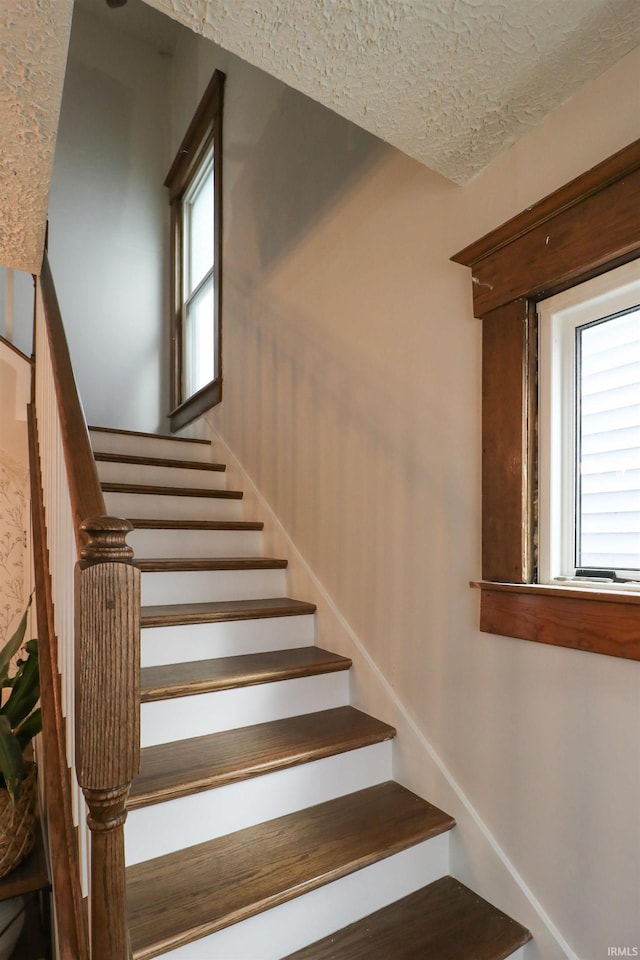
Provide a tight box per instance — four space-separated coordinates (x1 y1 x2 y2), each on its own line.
0 598 41 877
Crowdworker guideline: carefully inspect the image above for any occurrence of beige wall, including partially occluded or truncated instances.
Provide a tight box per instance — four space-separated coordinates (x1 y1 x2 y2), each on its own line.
0 342 31 640
172 40 640 960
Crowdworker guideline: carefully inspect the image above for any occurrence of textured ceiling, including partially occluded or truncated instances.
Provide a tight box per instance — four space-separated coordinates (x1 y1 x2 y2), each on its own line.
0 0 73 273
1 0 639 272
145 0 639 182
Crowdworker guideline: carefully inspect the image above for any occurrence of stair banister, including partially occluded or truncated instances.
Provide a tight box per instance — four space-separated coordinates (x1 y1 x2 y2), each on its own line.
33 251 140 960
37 254 106 543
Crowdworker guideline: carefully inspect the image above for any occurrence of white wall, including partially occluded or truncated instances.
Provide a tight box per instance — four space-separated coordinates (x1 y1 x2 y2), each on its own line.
169 32 640 960
48 5 172 432
0 268 34 357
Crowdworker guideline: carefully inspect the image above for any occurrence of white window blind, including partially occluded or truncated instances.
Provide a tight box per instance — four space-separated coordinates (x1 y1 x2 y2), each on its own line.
578 308 640 572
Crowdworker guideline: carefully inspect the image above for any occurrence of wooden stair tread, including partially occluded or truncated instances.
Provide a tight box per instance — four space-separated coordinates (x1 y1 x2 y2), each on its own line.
101 481 243 499
283 876 532 960
126 781 455 959
140 646 351 701
136 557 287 572
94 451 225 471
129 706 396 808
89 424 210 444
130 518 264 530
140 596 316 627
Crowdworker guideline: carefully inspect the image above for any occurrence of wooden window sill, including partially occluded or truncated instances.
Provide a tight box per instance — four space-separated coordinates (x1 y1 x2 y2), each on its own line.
169 378 222 432
471 580 640 661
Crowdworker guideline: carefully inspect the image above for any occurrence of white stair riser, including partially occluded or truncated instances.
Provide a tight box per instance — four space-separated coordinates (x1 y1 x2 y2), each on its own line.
141 615 315 667
125 741 392 865
141 672 350 747
152 834 450 960
130 527 263 560
140 569 287 606
90 431 211 463
96 460 227 490
103 491 243 522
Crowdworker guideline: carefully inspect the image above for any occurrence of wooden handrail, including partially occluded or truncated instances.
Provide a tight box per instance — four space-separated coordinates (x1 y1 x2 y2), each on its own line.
35 253 141 960
39 252 106 549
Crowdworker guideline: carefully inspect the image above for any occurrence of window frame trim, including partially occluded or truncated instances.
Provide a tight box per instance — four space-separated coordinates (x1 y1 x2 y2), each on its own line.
537 263 640 585
452 138 640 661
165 69 225 433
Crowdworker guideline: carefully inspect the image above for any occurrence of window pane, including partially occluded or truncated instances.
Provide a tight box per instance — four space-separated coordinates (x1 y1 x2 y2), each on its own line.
187 159 214 294
183 274 215 399
578 309 640 570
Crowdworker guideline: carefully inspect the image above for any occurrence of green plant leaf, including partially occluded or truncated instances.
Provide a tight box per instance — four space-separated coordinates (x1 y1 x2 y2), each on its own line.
2 648 39 730
15 708 42 752
0 715 24 804
0 597 32 686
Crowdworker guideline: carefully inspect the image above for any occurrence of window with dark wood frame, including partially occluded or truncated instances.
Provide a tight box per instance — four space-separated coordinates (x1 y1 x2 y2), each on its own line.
165 70 225 432
452 139 640 661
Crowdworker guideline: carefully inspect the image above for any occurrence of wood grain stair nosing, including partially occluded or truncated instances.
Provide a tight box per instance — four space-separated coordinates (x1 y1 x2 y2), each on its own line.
140 597 317 628
129 518 264 531
94 451 226 471
128 706 396 809
135 557 287 573
140 646 351 702
89 424 211 444
126 781 456 960
281 875 532 960
101 482 243 499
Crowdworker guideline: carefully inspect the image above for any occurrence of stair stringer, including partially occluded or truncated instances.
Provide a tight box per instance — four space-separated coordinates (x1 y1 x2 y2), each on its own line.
199 418 575 960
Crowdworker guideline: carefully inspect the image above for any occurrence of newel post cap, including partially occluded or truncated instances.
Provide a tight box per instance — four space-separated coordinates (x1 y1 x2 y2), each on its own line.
79 515 135 563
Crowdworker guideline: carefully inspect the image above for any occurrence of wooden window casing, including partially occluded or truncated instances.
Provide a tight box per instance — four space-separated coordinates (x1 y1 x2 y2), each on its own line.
165 70 225 432
452 139 640 661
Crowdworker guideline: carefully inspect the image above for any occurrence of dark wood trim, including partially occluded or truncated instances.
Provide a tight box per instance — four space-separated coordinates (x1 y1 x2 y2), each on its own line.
164 71 224 199
169 377 222 433
130 518 263 531
453 138 640 657
166 70 225 430
89 424 211 445
38 253 106 548
459 169 640 316
481 300 536 582
94 452 224 471
27 404 89 960
476 582 640 661
135 557 286 572
452 139 640 269
101 481 242 499
472 579 640 605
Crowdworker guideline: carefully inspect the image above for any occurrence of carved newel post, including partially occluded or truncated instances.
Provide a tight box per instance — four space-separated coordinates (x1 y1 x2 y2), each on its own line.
76 516 140 960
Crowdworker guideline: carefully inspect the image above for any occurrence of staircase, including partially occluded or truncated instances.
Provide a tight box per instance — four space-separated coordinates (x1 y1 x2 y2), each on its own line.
90 424 532 960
